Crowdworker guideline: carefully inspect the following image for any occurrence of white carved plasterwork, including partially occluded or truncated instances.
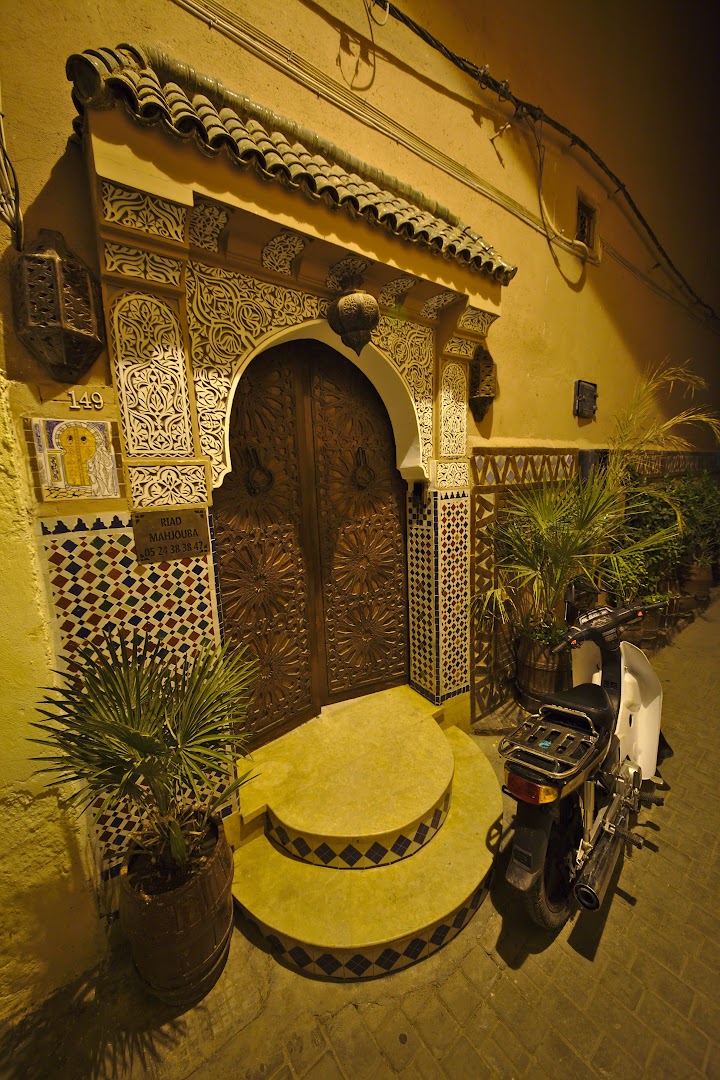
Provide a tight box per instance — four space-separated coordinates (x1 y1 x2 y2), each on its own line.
457 307 499 336
104 242 183 287
110 292 194 458
379 275 417 307
186 262 326 483
189 199 230 252
371 315 434 468
261 231 308 275
101 182 187 243
128 463 208 508
440 363 467 458
326 255 370 291
443 336 477 359
436 461 470 488
421 291 459 320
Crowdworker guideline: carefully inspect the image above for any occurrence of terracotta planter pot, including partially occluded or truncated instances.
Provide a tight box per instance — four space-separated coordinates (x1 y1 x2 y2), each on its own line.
120 818 234 1007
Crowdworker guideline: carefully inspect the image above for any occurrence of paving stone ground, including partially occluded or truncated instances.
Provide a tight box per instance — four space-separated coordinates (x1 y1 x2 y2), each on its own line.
3 599 720 1079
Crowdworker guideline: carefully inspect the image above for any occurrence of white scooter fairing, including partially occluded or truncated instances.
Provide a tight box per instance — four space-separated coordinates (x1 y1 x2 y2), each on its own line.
572 640 663 779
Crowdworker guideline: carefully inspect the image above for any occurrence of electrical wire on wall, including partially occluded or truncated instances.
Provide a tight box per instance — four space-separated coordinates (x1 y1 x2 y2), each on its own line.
0 79 23 250
369 0 718 324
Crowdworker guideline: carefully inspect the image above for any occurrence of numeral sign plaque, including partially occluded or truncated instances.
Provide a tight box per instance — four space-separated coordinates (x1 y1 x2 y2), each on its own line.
132 508 211 564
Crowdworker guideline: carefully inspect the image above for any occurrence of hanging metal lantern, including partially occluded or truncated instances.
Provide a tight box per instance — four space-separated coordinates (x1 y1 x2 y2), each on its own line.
327 281 379 355
11 230 105 382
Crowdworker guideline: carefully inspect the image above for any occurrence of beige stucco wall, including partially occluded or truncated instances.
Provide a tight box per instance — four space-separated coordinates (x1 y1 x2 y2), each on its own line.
1 0 718 1020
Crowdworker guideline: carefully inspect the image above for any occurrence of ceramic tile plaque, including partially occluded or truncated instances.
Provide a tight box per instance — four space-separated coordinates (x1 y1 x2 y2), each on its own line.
132 508 211 564
30 417 120 500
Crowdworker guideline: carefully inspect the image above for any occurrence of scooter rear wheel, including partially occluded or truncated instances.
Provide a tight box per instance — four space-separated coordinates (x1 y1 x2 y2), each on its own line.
524 796 581 931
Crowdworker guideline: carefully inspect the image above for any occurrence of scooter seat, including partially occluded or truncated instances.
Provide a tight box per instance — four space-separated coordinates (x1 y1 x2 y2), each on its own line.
541 683 615 733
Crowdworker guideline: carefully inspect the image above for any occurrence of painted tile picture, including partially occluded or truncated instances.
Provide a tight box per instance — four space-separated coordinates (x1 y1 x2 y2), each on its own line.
31 417 119 500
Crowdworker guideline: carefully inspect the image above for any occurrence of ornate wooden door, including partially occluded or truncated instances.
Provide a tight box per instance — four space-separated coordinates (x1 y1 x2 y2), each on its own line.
214 341 408 743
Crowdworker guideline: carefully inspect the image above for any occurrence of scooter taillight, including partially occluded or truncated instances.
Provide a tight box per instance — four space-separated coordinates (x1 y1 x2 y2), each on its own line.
504 767 559 805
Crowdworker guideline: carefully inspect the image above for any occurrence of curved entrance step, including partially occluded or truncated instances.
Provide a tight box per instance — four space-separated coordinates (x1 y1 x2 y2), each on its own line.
241 686 455 869
232 726 502 979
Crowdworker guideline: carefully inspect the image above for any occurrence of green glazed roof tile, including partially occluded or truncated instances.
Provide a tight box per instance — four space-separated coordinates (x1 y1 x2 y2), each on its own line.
66 43 517 284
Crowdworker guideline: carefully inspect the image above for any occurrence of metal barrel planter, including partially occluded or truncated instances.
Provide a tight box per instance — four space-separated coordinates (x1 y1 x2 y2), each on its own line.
515 637 567 712
119 818 234 1007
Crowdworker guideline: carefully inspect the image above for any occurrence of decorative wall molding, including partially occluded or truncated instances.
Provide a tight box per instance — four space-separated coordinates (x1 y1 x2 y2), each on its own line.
110 292 194 457
101 182 187 243
103 242 183 286
420 291 459 320
457 307 499 337
189 198 229 251
127 462 208 508
440 363 467 458
261 231 308 275
379 275 416 307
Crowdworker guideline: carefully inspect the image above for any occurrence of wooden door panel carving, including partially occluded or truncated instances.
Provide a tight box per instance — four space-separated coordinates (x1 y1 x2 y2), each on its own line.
311 354 408 697
214 341 408 741
213 355 316 739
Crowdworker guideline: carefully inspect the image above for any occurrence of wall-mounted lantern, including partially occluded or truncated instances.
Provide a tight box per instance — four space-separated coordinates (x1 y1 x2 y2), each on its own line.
327 278 379 355
11 230 105 382
574 380 598 419
469 345 497 421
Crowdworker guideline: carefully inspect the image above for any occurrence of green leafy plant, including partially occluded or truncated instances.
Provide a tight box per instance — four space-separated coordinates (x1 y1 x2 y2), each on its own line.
32 634 256 886
673 471 720 569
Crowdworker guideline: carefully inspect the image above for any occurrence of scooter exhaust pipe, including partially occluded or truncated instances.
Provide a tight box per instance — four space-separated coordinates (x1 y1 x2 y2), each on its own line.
574 821 625 911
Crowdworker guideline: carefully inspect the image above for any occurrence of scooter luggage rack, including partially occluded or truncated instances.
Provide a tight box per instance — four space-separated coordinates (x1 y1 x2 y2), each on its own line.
499 705 602 781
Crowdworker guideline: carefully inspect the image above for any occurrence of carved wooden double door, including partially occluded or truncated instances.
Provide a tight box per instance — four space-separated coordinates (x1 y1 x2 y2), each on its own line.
214 341 408 743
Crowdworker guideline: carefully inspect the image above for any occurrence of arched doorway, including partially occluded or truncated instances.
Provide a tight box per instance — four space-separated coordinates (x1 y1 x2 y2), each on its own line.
214 340 409 743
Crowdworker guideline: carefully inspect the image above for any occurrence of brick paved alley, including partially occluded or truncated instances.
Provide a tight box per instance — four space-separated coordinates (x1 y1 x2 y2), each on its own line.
3 599 720 1080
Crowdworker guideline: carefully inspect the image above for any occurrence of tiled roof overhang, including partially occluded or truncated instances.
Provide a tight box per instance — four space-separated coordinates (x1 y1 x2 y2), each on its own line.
67 44 517 286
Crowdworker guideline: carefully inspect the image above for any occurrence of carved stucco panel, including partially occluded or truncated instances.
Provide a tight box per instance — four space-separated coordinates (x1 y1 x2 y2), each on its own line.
371 315 434 468
440 362 467 458
104 242 183 287
101 182 187 243
186 262 325 483
110 292 194 457
186 264 436 483
436 461 470 488
128 463 208 508
189 199 230 251
457 306 499 336
261 231 308 275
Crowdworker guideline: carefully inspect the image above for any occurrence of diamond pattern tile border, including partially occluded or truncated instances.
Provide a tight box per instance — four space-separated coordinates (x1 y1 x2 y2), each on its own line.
266 788 452 869
237 870 491 980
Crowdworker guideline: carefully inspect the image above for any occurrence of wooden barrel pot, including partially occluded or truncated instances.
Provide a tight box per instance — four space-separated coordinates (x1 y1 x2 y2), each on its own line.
515 637 566 712
119 818 234 1007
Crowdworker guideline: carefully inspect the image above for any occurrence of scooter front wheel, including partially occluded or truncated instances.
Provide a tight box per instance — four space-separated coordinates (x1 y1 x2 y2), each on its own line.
524 796 581 931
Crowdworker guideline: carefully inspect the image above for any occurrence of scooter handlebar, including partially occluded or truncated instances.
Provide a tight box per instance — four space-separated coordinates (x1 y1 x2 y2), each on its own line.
551 600 668 654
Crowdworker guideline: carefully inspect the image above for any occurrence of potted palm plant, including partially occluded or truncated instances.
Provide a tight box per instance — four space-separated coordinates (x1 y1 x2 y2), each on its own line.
32 633 256 1006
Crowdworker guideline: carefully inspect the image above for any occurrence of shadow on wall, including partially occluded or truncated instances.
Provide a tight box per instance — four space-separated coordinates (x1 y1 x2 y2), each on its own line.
1 134 104 386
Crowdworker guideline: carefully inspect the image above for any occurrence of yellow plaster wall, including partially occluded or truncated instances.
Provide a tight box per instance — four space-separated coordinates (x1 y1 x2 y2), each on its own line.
0 0 718 1020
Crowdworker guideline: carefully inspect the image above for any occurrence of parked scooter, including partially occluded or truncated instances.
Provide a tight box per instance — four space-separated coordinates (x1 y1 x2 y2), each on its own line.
500 603 665 929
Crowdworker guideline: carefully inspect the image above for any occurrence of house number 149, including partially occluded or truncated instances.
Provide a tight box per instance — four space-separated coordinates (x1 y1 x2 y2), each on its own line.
68 390 105 410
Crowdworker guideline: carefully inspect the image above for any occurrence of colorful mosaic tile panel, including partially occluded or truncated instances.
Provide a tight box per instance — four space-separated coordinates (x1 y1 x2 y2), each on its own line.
266 788 452 869
407 490 436 699
437 491 470 698
40 514 221 665
238 872 490 980
39 513 224 886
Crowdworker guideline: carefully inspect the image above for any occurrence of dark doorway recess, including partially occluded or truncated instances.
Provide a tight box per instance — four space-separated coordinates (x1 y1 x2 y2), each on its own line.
214 340 409 745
